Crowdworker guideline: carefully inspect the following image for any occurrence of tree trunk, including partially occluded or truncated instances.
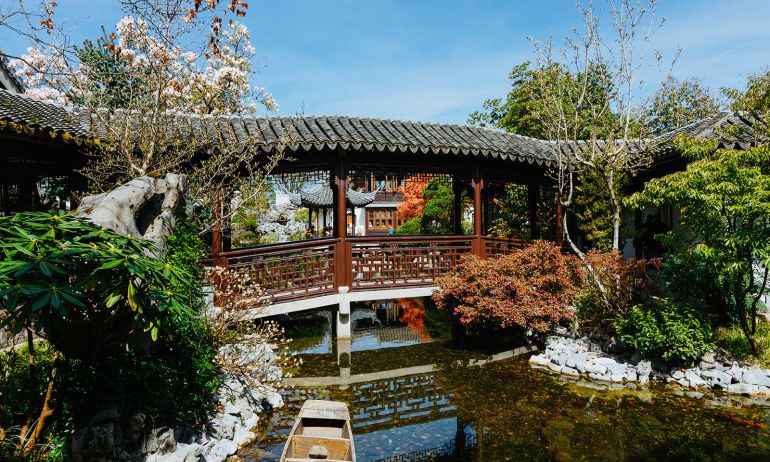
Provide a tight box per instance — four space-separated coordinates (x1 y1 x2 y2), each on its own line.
21 354 60 459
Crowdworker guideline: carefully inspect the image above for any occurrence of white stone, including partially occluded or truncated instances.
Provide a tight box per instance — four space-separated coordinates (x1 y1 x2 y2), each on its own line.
684 370 707 388
701 369 732 388
742 368 770 387
636 360 652 384
205 439 238 462
727 383 757 395
529 354 550 366
232 427 256 446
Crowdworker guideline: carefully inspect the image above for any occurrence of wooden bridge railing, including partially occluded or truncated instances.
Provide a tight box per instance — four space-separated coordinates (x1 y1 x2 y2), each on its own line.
215 235 528 304
218 238 338 304
347 235 475 290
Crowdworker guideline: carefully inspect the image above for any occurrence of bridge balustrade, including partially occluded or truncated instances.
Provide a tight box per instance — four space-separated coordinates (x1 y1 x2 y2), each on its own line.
218 238 338 304
347 235 475 290
215 235 528 305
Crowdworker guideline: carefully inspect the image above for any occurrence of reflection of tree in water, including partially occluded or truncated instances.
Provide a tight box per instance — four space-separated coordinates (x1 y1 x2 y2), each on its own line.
435 358 770 461
397 298 430 341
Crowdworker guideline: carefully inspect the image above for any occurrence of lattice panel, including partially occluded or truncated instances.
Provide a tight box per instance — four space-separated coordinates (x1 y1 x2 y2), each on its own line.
348 237 474 289
482 236 527 257
223 240 337 304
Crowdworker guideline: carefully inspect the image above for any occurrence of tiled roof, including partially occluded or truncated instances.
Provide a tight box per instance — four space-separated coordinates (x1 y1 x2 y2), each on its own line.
0 87 764 167
0 56 23 94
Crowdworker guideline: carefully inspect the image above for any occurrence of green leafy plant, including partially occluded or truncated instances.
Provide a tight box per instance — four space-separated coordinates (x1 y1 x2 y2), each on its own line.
627 136 770 355
0 211 196 359
616 298 713 365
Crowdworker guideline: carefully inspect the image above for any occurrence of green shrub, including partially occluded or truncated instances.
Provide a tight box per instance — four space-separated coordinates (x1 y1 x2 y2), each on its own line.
0 211 196 359
616 298 713 365
715 323 770 368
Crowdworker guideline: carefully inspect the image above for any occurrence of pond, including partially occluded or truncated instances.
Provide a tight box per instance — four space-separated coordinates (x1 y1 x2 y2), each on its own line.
241 298 770 461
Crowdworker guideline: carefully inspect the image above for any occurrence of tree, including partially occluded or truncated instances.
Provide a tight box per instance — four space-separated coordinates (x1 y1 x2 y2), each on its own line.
395 177 455 235
433 241 582 333
523 0 669 308
5 0 282 223
397 176 431 222
468 61 614 139
647 76 722 135
627 136 770 355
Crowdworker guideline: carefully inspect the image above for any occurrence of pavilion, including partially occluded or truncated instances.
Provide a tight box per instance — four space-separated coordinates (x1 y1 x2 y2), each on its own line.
0 76 761 336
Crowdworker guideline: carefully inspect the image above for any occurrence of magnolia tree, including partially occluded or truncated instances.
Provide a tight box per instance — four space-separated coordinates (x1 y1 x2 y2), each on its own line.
5 0 285 227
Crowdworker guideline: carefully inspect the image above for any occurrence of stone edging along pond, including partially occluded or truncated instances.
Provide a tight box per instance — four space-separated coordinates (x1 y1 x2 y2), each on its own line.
529 336 770 402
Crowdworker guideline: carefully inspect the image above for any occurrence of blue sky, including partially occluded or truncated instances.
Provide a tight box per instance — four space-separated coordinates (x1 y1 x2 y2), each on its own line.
2 0 770 123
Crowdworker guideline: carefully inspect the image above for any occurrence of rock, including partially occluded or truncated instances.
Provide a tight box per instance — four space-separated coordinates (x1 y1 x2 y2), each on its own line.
557 365 581 377
127 412 146 433
157 427 178 454
701 369 732 388
671 370 685 380
206 439 238 461
589 372 611 382
728 383 756 395
209 414 238 440
233 427 256 446
224 401 241 416
650 359 669 373
742 368 770 387
684 370 707 388
606 336 629 354
77 174 189 247
89 405 121 425
636 360 652 384
529 354 550 366
726 364 744 382
701 352 716 365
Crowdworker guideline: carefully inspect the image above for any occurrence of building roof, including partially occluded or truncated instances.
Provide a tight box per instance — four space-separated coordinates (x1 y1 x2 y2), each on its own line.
0 87 764 168
0 56 23 94
276 180 381 208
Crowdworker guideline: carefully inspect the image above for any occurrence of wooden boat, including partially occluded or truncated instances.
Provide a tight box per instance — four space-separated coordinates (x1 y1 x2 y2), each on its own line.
279 400 356 462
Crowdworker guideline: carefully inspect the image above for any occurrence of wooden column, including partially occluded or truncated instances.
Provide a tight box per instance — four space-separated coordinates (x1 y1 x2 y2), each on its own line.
333 159 350 289
472 166 484 257
452 176 464 235
528 184 539 240
211 188 224 265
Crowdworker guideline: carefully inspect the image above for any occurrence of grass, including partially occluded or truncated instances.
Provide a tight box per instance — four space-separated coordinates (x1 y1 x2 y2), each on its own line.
714 321 770 368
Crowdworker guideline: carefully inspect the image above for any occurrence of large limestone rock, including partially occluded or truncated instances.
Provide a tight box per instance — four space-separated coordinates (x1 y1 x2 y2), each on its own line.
77 174 189 247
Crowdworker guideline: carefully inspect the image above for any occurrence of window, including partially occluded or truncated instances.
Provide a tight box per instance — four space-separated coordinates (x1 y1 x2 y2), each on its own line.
367 208 397 231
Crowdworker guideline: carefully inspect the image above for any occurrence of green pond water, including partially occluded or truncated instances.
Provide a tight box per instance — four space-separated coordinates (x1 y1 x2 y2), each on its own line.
241 299 770 461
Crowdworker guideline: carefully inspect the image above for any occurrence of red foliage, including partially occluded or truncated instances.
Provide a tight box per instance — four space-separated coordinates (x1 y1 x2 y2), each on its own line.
433 240 582 332
397 298 429 340
397 176 431 222
583 251 660 318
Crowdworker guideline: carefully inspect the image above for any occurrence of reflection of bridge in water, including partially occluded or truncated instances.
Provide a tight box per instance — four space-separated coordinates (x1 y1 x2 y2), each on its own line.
257 337 535 461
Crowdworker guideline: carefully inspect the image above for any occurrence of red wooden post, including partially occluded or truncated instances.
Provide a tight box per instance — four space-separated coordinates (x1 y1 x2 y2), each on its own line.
333 158 350 289
472 166 484 257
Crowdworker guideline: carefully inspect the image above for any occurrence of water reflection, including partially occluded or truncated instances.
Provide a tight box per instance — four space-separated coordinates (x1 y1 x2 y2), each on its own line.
244 298 770 462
